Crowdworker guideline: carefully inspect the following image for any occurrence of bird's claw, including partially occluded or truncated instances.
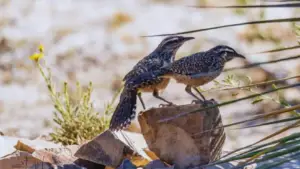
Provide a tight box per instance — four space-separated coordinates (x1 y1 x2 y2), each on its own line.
191 99 204 105
159 103 175 108
192 99 216 107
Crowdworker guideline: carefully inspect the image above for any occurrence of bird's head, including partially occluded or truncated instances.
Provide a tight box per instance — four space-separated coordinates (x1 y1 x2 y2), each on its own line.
211 45 245 62
157 36 195 51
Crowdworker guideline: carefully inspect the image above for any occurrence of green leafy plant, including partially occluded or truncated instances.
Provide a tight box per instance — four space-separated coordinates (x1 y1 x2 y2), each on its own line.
30 45 121 145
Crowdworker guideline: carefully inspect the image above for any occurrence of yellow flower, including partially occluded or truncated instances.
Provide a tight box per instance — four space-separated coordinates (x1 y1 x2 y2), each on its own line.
38 44 44 53
29 43 44 62
29 52 44 62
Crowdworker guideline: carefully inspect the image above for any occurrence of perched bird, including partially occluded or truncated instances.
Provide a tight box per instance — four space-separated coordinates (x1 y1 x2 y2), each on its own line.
109 36 194 131
123 36 195 108
126 45 246 104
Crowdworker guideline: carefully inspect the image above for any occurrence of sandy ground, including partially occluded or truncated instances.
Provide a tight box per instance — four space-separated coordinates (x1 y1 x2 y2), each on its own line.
0 0 300 151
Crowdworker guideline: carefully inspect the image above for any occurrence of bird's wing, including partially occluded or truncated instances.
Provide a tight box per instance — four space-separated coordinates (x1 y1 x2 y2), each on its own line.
123 69 137 81
123 57 163 81
189 70 222 79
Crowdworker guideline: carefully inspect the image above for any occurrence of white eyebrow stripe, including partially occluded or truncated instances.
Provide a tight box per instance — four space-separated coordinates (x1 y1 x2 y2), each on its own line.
165 37 179 43
160 37 180 47
222 48 235 53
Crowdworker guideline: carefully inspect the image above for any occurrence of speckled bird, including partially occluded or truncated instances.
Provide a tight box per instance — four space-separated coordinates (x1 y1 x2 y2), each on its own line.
122 36 195 108
109 36 194 131
127 45 246 104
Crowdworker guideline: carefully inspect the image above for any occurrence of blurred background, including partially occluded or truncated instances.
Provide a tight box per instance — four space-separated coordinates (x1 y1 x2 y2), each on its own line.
1 0 300 151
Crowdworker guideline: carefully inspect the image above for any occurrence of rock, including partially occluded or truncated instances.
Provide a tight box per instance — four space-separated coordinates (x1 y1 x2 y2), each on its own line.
144 160 168 169
144 160 176 169
74 130 134 168
0 135 131 169
0 136 98 169
138 100 225 169
74 158 105 169
57 164 86 169
0 150 42 169
29 162 87 169
42 145 80 158
113 131 151 161
194 163 237 169
117 159 137 169
0 136 61 157
28 162 54 169
32 149 76 165
0 138 79 169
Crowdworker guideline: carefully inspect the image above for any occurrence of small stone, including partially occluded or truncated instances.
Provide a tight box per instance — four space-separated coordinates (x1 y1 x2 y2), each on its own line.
117 159 137 169
144 160 167 169
74 130 133 168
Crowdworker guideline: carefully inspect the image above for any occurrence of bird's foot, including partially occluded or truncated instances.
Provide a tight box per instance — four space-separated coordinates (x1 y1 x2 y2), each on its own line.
192 99 216 107
191 99 204 105
159 102 175 108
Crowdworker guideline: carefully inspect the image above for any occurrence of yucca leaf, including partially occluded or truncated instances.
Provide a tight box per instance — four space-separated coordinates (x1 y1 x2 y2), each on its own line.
262 0 300 2
234 144 283 168
213 139 300 168
218 75 300 92
233 117 300 130
239 137 300 166
159 83 300 123
246 120 300 148
254 45 300 54
203 133 300 168
256 151 300 169
233 135 300 161
252 96 264 104
204 149 261 167
220 120 300 163
189 3 300 9
143 17 300 37
192 104 300 138
224 55 300 72
234 143 300 169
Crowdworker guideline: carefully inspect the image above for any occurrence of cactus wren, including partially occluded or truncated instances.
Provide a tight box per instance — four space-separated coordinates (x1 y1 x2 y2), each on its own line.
127 45 246 104
109 36 194 131
122 36 194 108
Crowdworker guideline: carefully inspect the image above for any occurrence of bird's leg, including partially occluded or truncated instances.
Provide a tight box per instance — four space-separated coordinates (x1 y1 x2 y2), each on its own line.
192 87 215 106
185 85 201 100
137 92 146 110
153 89 174 107
185 86 204 104
193 87 206 101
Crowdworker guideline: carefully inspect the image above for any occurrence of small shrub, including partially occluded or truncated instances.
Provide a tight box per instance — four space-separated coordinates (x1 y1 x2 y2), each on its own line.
30 44 120 145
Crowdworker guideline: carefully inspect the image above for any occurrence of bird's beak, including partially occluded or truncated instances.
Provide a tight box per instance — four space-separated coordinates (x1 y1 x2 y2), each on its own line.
236 53 246 59
183 37 195 41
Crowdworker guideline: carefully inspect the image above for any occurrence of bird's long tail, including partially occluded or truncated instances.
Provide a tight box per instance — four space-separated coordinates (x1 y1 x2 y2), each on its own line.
109 88 137 131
